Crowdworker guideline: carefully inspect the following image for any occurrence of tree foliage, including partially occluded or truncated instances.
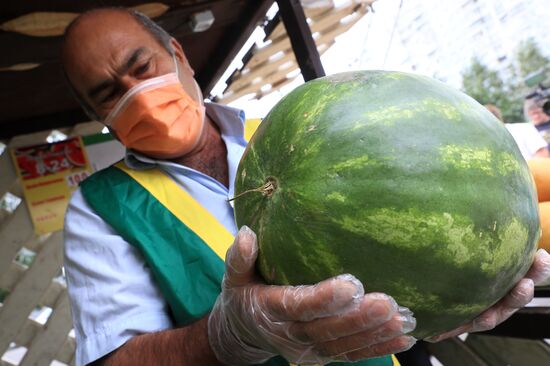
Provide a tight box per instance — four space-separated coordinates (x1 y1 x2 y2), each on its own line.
461 38 549 123
515 38 550 79
461 57 519 122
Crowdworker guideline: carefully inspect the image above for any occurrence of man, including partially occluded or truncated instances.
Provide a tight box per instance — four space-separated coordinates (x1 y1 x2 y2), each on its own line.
508 94 550 160
61 8 550 366
484 103 549 160
525 95 550 153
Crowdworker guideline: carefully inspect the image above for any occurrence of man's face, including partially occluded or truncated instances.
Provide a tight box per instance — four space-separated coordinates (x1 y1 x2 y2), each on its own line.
527 107 550 125
62 11 199 122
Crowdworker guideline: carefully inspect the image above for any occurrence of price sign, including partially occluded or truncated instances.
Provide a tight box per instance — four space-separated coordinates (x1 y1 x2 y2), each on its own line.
11 137 93 234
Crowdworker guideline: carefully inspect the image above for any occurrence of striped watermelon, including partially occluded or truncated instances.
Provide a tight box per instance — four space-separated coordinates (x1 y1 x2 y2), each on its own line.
233 71 540 339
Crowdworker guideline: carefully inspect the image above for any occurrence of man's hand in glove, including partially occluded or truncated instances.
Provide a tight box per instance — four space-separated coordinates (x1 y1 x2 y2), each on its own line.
208 226 417 365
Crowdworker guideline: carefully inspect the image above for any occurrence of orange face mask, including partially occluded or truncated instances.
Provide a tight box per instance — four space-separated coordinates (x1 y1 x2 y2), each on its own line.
104 61 205 158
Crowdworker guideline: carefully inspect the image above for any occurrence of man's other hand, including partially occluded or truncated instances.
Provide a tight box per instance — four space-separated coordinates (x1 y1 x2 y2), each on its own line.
426 248 550 342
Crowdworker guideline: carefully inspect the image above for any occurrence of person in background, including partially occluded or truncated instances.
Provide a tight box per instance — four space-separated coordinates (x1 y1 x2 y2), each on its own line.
484 104 549 160
484 104 503 122
524 94 550 150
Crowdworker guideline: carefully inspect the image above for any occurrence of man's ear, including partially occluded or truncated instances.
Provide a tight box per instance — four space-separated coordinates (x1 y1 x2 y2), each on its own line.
170 38 194 76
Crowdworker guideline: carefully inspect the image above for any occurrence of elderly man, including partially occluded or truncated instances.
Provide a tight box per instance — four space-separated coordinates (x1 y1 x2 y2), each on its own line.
61 8 550 366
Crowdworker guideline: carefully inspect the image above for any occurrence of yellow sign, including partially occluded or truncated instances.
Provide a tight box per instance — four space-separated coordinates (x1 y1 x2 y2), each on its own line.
11 137 92 234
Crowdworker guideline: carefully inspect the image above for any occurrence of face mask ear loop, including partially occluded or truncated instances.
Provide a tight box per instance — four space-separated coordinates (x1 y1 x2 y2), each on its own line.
173 56 180 79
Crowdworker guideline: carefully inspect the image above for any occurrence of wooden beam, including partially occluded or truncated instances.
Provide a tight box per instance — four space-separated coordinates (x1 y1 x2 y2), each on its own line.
276 0 324 81
198 0 275 95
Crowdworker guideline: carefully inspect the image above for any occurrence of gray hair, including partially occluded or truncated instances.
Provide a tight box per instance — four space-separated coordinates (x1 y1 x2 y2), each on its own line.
62 8 175 122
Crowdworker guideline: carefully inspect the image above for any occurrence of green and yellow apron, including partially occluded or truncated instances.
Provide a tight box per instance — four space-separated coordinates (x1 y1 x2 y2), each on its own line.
80 121 398 366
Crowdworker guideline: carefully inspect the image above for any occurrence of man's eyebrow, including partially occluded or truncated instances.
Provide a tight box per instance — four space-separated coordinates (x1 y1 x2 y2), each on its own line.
87 47 147 101
122 47 146 74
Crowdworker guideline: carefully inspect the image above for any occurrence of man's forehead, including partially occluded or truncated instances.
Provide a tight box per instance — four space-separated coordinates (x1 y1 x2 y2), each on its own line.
65 11 157 54
62 11 163 89
528 105 544 113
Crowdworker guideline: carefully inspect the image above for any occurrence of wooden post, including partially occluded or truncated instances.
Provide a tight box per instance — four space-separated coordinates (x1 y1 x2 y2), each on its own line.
276 0 325 81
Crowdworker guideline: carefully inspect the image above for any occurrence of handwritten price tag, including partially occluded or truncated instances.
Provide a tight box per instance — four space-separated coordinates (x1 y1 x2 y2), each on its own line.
66 171 90 187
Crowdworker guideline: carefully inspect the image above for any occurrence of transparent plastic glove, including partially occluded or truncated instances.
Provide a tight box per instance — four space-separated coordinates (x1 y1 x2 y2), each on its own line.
426 249 550 342
208 226 417 366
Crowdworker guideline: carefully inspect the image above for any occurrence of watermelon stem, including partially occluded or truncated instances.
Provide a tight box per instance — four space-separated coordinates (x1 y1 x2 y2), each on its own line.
228 177 278 202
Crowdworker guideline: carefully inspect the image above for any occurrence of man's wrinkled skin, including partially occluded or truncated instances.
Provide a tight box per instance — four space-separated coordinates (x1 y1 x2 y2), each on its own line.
61 9 550 365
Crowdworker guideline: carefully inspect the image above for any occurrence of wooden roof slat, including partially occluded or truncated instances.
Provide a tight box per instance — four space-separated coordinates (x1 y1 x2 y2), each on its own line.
0 204 35 281
302 3 337 19
229 33 334 93
0 262 27 293
257 74 301 99
268 3 334 41
0 231 63 355
14 318 42 348
19 292 72 366
220 1 368 104
39 280 66 309
55 336 76 364
229 54 296 93
247 2 362 70
14 289 73 346
221 41 334 104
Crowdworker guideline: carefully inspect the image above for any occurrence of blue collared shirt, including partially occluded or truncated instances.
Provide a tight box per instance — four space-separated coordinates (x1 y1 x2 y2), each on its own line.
64 103 247 365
